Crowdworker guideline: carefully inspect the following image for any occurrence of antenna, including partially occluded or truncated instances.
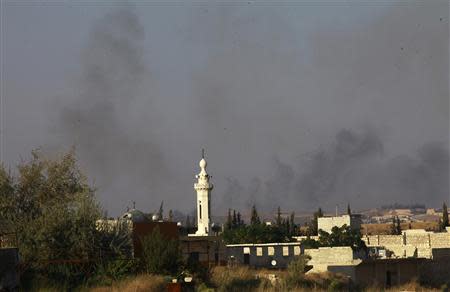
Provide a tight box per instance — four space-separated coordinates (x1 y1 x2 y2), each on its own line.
133 201 136 209
202 148 205 159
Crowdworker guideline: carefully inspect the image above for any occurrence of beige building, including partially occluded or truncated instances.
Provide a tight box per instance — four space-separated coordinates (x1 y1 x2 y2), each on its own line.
362 229 450 259
317 214 362 233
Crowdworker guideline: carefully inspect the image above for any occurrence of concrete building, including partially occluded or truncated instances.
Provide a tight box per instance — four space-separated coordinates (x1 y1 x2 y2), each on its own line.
305 246 365 275
181 235 226 267
317 214 362 233
225 242 303 268
362 229 450 259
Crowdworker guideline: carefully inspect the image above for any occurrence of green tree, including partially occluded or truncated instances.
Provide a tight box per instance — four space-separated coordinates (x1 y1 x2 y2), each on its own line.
317 225 367 251
250 205 261 226
309 207 323 236
157 201 164 220
232 210 237 228
276 206 282 227
225 209 232 230
0 150 102 264
442 202 449 230
290 212 295 236
237 212 243 227
396 216 402 235
140 227 182 275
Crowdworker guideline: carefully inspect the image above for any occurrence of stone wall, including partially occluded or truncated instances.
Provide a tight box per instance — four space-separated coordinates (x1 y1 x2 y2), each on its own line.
305 246 363 273
362 230 450 259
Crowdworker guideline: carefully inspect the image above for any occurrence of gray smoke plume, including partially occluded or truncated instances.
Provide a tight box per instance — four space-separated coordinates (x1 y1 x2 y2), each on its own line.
60 7 169 213
3 2 445 215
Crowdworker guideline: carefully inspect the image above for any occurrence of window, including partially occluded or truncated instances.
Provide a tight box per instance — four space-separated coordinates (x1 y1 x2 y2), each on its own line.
283 246 289 256
256 247 263 256
243 247 250 254
199 203 202 219
294 246 301 256
268 246 274 256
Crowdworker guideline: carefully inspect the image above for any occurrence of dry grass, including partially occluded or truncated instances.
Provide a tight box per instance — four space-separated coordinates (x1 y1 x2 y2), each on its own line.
90 274 166 292
363 280 442 292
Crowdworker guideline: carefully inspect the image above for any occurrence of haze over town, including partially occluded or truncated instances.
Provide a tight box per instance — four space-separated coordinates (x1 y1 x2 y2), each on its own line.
2 1 449 216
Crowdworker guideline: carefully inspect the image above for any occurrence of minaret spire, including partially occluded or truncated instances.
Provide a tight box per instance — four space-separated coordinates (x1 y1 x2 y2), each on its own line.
190 150 213 236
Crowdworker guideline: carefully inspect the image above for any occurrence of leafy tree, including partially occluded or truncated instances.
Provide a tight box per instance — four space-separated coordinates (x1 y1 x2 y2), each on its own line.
237 212 243 227
140 227 182 275
222 223 291 244
317 225 366 251
390 216 402 235
168 209 173 222
442 202 449 230
250 205 260 226
276 206 282 227
289 212 296 236
309 207 323 236
396 216 402 235
225 209 232 230
0 150 102 264
157 201 164 220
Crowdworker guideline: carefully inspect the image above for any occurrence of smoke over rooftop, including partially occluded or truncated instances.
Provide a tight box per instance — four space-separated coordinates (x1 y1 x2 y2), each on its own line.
3 1 448 215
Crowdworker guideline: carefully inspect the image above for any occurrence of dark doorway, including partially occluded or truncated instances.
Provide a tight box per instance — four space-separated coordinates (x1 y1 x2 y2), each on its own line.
386 271 391 287
189 252 199 263
243 254 250 265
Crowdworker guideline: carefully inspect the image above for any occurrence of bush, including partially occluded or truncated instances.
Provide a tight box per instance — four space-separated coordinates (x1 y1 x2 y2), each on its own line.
210 266 262 292
283 255 311 288
140 227 182 275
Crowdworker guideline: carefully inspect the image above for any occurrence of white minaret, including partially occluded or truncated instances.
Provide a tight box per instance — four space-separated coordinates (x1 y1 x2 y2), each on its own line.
192 150 213 236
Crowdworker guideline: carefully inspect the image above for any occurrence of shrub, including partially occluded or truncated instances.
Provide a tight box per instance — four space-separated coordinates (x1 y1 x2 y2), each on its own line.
140 227 182 275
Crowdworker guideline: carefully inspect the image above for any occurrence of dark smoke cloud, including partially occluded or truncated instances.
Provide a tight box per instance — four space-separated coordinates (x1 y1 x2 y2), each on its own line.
220 128 449 214
60 7 169 213
26 2 444 215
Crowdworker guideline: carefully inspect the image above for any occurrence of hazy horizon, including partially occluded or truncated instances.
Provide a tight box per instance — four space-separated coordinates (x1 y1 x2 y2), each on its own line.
2 1 449 216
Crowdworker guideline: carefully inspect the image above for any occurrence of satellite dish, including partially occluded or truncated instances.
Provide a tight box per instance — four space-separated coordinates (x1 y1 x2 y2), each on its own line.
271 260 277 266
152 214 159 221
177 222 182 227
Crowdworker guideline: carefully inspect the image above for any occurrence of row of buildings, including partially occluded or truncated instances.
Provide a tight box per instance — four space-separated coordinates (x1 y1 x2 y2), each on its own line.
111 156 450 288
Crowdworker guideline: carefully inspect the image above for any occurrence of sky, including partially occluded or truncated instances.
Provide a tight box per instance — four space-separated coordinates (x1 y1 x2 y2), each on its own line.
1 0 449 217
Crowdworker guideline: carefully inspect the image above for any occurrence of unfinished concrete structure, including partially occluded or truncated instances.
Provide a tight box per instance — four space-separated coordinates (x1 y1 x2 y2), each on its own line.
225 242 303 268
317 214 362 233
362 229 450 259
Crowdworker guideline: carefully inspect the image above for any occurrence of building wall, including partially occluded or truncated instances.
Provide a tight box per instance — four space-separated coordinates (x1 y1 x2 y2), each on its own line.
355 259 424 288
226 243 303 269
181 236 226 267
317 215 362 234
362 230 450 259
304 246 363 274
